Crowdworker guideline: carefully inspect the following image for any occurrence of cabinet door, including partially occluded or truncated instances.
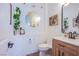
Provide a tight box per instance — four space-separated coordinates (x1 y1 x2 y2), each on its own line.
53 39 66 56
77 47 79 55
64 48 77 56
55 47 60 56
53 39 77 56
53 43 65 56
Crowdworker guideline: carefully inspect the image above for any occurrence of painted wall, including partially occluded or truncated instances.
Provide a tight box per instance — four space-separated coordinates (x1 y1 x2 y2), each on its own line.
0 3 12 40
0 3 12 55
47 3 63 46
8 3 48 56
0 3 48 56
0 3 62 55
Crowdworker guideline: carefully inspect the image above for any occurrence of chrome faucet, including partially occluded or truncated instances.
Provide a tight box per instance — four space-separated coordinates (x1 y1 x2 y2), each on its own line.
68 32 72 38
68 31 77 39
72 31 77 39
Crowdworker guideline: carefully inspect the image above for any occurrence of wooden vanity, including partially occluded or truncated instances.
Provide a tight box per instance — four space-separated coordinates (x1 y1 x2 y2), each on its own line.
52 37 79 56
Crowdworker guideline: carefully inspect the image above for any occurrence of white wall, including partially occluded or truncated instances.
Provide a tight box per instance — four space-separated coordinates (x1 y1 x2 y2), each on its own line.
46 3 63 46
0 3 62 55
12 3 47 43
0 3 12 40
0 4 12 55
6 3 48 56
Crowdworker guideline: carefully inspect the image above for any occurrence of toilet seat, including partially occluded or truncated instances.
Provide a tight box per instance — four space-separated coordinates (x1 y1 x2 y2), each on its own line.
38 43 50 50
38 43 50 56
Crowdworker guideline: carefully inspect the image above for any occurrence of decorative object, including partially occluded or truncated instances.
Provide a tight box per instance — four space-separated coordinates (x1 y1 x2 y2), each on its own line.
13 7 21 31
49 14 58 26
26 11 40 27
20 27 25 35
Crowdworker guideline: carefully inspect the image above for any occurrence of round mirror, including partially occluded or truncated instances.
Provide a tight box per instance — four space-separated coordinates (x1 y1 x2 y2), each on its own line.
26 11 40 27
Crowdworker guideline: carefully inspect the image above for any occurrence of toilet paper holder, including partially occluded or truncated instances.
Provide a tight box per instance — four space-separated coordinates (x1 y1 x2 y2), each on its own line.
8 41 14 48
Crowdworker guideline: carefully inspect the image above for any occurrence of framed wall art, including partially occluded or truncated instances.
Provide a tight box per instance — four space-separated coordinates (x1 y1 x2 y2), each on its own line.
49 14 58 26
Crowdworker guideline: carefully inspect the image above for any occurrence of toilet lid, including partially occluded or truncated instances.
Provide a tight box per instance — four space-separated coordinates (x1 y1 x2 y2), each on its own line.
38 44 49 48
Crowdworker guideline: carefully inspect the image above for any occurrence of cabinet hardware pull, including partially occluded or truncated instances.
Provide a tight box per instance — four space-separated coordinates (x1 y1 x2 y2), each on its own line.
58 44 65 47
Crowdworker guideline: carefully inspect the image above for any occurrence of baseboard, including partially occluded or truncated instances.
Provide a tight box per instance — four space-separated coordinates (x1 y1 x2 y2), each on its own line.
27 51 39 56
27 48 53 56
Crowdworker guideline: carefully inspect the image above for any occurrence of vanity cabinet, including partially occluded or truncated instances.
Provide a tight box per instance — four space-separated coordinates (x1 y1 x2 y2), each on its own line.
53 39 78 56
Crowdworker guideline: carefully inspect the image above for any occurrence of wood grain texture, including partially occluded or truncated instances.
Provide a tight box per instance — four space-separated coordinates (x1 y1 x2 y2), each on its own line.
27 49 52 56
53 39 78 56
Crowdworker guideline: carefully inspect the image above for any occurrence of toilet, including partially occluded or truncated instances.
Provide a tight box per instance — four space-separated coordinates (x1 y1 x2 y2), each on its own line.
38 43 51 56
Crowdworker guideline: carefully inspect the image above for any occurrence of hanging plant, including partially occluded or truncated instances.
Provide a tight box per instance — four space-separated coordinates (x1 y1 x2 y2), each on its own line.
13 7 21 31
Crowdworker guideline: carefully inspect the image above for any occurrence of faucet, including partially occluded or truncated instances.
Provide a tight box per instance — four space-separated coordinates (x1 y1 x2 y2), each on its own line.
72 31 77 39
68 32 72 38
68 31 77 39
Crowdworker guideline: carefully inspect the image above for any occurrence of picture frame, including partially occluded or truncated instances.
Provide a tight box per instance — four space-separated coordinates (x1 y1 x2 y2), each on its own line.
49 14 58 26
20 27 25 35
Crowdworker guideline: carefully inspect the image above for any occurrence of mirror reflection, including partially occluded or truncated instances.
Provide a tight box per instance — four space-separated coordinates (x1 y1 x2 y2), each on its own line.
62 3 79 34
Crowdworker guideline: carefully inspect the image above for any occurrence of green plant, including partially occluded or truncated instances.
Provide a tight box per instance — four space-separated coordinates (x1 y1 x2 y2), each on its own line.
13 7 21 31
64 17 68 29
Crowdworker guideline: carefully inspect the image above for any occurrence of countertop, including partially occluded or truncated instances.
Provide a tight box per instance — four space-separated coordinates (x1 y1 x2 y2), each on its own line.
53 36 79 46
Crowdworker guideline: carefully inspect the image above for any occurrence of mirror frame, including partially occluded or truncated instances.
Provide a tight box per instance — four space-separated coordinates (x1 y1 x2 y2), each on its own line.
61 4 64 33
61 3 79 35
